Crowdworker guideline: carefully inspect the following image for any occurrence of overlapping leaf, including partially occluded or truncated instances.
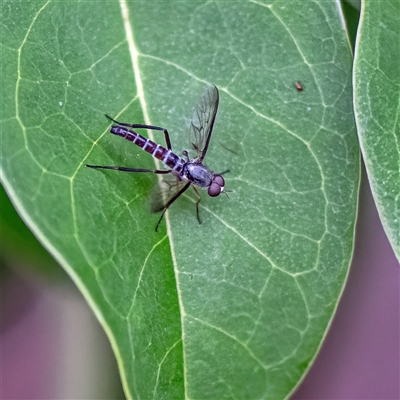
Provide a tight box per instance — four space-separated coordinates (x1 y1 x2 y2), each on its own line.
354 0 400 261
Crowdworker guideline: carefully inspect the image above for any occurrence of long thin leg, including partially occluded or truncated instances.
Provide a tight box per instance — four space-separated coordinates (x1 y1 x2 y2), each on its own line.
86 165 171 174
192 186 202 224
155 182 191 232
105 114 172 150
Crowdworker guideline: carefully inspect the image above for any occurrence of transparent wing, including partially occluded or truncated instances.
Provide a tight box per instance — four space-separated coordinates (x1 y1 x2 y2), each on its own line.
150 174 191 213
189 85 219 161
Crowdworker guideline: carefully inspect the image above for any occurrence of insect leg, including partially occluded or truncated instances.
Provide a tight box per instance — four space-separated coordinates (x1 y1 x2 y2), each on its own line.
105 115 172 149
86 165 171 174
192 186 202 224
155 182 191 232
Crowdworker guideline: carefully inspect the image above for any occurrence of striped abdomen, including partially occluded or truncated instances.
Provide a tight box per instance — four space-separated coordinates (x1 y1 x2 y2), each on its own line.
110 126 185 173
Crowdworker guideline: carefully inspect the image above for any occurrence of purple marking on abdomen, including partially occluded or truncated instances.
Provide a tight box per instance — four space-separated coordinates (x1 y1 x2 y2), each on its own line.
111 126 158 153
110 126 185 172
143 140 157 153
153 146 167 159
163 151 179 168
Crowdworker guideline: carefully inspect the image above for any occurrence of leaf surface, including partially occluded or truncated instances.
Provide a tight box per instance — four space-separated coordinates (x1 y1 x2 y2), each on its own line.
1 1 359 398
354 0 400 261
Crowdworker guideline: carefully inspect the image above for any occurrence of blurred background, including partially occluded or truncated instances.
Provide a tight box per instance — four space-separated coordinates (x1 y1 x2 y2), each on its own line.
1 181 125 399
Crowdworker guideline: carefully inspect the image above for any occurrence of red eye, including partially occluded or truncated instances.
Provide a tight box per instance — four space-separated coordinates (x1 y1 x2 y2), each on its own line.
208 182 222 197
208 175 225 197
213 175 225 187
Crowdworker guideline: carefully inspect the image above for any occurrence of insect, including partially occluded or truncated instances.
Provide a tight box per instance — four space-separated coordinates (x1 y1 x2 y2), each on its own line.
86 85 227 231
295 81 303 91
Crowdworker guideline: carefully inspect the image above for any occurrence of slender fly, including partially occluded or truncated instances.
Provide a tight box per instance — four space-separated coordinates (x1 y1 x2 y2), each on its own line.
86 85 227 231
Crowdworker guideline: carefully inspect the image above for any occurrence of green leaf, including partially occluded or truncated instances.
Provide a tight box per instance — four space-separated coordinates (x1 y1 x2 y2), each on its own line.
1 1 359 398
0 184 61 275
354 0 400 262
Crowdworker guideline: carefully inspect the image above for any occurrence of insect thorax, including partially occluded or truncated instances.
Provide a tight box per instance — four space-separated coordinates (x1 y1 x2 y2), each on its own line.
184 162 214 187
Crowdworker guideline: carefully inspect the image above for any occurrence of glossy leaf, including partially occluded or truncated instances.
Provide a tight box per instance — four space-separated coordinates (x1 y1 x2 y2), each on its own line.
354 0 400 261
1 1 359 398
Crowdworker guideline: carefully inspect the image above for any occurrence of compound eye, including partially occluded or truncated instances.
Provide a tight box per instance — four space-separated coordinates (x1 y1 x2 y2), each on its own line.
214 175 225 187
208 182 222 197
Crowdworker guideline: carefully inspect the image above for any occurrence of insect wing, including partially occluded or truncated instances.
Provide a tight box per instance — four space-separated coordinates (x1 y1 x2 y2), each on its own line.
150 174 190 213
189 85 219 161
